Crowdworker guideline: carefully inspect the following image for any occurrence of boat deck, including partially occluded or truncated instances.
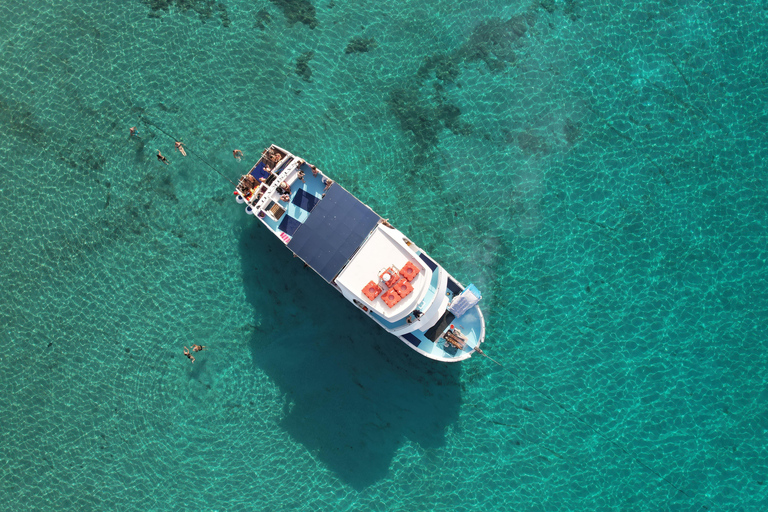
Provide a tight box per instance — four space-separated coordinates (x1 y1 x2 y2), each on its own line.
400 304 485 361
235 145 486 362
260 162 328 239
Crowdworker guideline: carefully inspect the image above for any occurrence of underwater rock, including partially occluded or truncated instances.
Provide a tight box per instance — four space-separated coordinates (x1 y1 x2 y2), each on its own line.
296 51 315 82
564 118 582 146
460 14 535 72
539 0 555 14
268 0 318 29
254 9 272 30
564 0 581 21
387 87 440 153
344 36 376 54
417 53 461 83
387 86 472 156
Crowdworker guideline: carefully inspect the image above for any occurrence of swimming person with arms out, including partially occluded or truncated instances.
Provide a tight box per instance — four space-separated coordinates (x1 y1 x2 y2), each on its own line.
157 150 169 165
175 141 187 156
191 344 206 352
183 346 195 363
233 149 243 161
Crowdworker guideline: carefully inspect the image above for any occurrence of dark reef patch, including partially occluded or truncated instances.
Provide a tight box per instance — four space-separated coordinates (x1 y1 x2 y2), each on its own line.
387 13 539 159
516 131 550 155
253 9 272 30
459 14 534 72
417 53 461 83
387 88 440 153
387 86 472 158
564 118 582 146
296 51 315 82
344 36 376 54
437 103 471 137
268 0 318 29
564 0 581 21
539 0 556 14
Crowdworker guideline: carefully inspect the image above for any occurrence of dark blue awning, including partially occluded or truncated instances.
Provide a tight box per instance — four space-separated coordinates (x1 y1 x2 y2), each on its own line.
287 184 380 282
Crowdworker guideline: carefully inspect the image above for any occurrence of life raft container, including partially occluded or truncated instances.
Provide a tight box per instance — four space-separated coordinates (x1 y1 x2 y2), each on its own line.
379 266 399 288
393 278 414 298
400 261 420 282
382 289 402 308
362 280 382 301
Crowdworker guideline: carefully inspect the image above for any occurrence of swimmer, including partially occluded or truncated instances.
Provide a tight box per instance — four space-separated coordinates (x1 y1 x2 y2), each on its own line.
191 344 206 352
183 346 195 363
233 149 243 161
129 126 139 138
157 150 169 165
175 141 187 156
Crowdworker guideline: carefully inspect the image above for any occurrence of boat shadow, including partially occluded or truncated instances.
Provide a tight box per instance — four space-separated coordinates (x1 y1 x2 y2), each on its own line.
238 220 461 490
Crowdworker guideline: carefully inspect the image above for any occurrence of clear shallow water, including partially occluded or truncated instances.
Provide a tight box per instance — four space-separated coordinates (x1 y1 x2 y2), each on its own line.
1 0 766 510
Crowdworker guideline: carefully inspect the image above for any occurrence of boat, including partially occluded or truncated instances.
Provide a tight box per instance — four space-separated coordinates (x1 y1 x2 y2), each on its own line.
234 145 486 362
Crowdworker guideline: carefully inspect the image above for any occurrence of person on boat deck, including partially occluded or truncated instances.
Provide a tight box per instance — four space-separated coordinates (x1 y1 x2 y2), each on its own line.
191 344 206 352
175 141 187 156
276 181 291 195
297 168 306 183
240 174 258 192
270 151 282 163
310 164 320 177
183 346 195 363
280 193 290 202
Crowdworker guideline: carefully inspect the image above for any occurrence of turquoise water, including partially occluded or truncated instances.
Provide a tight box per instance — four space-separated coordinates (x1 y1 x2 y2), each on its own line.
1 0 766 510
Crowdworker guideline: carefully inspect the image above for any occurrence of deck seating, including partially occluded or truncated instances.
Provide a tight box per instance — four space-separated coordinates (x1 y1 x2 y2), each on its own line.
269 202 286 220
443 330 466 350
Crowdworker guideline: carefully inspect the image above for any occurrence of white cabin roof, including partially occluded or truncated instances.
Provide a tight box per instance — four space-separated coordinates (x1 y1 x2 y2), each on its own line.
335 226 430 320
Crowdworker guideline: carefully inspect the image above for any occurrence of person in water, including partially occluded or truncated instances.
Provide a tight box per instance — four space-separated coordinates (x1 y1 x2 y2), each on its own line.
183 346 195 363
157 150 169 165
129 126 139 137
191 344 206 352
233 149 243 161
175 141 187 156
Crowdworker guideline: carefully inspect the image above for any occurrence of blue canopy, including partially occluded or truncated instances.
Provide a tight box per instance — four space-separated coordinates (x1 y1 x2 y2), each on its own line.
288 184 380 282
